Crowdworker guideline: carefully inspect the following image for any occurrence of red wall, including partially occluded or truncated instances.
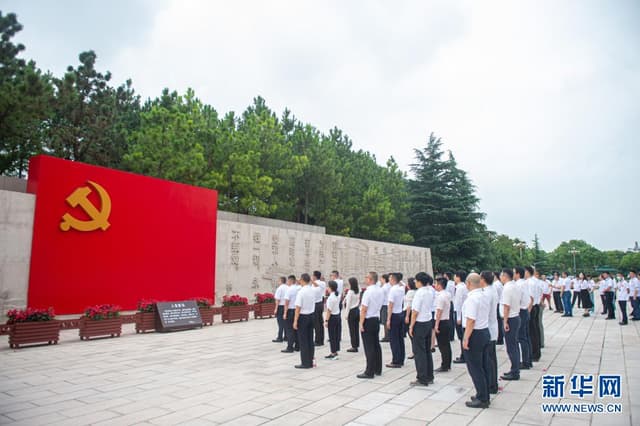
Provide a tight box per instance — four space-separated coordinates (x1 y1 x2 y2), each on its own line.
26 155 217 314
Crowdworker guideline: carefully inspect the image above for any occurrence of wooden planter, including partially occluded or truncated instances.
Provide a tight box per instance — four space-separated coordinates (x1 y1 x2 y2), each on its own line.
8 321 60 349
254 302 277 319
79 317 122 340
135 311 156 333
199 307 214 326
221 305 249 323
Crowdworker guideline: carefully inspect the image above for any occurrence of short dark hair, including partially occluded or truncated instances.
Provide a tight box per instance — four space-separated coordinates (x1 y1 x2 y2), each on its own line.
391 272 402 282
480 271 494 285
348 277 359 294
288 274 297 281
524 266 534 275
444 272 453 280
313 271 321 279
369 271 379 283
455 270 467 282
501 268 514 280
381 273 389 282
514 267 525 278
328 280 338 295
415 272 433 286
397 272 403 281
332 270 339 275
407 277 416 290
631 269 637 274
301 273 311 283
435 277 447 288
279 276 287 283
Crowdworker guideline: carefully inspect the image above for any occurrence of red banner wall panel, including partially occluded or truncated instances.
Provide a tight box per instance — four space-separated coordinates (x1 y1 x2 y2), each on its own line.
26 155 217 314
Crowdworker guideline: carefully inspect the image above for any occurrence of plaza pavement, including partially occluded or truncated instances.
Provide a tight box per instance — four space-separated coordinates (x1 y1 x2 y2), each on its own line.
1 294 639 426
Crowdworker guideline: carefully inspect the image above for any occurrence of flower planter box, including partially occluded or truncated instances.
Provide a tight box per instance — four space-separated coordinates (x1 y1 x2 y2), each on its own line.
8 321 60 348
221 305 249 323
79 317 122 340
254 302 277 319
135 312 156 333
199 307 214 326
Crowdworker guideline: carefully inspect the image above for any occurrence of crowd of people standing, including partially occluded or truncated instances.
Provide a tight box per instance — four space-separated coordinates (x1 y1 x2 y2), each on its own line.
269 268 639 409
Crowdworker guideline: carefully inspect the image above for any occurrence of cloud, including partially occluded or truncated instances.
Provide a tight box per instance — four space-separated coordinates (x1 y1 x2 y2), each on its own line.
4 0 640 251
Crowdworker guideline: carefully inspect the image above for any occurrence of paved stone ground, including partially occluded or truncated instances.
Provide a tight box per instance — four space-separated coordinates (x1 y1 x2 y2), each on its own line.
1 294 639 426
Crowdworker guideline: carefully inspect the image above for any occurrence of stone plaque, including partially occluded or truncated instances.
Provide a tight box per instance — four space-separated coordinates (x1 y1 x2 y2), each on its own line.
155 301 203 332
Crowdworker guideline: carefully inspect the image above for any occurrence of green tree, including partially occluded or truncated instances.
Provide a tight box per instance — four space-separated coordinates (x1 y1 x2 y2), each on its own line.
0 12 52 176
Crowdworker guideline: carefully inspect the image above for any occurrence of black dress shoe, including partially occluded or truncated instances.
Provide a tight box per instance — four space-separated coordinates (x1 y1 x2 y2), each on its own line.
519 364 531 370
357 373 374 379
295 364 312 369
272 339 284 343
500 373 519 381
408 355 415 359
435 367 450 373
380 338 390 343
409 380 428 387
471 396 492 403
281 349 294 353
453 358 466 364
347 348 358 352
619 322 628 325
314 343 324 346
465 399 489 408
489 388 499 394
375 372 382 376
386 363 401 368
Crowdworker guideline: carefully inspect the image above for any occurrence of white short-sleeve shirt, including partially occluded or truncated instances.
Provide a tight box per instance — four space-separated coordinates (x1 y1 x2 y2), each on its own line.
275 283 288 306
313 280 326 302
500 281 521 318
284 284 300 309
326 292 341 315
411 286 433 322
517 279 531 309
388 284 405 314
361 285 384 318
462 288 490 329
295 285 316 314
435 290 451 319
483 284 499 340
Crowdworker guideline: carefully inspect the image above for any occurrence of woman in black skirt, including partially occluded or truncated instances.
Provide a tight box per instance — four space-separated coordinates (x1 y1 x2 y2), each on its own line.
577 272 593 317
344 277 361 352
325 280 342 359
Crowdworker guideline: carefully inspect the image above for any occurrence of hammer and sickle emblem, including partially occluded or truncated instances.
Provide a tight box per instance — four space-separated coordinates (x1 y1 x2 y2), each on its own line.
60 181 112 232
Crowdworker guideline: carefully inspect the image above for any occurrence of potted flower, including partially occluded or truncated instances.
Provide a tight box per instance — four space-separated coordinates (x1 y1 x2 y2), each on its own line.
253 293 276 319
196 297 214 326
135 299 157 333
221 295 249 323
6 307 59 349
79 304 122 340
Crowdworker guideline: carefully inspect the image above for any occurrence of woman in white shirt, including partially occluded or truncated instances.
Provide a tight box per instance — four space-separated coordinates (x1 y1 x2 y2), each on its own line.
404 278 417 359
344 277 361 353
577 272 593 317
325 281 342 359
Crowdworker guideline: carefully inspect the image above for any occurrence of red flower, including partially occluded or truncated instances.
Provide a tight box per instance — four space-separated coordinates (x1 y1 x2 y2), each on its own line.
255 293 275 304
222 294 248 307
137 299 157 313
6 307 54 324
195 297 213 308
84 304 121 320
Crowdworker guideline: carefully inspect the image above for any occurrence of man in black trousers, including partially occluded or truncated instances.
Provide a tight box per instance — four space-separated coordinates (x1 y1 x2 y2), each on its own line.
500 268 522 381
358 271 384 379
311 271 326 346
409 272 435 386
293 273 316 369
282 275 300 353
434 277 452 372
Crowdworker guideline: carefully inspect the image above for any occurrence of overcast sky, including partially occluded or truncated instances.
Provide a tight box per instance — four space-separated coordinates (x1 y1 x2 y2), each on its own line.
4 0 639 251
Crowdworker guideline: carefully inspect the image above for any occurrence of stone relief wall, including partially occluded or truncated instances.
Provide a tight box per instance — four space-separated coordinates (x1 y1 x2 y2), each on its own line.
215 218 432 302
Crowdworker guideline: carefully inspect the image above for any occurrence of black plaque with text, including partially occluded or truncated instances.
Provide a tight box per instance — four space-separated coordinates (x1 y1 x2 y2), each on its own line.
155 301 203 332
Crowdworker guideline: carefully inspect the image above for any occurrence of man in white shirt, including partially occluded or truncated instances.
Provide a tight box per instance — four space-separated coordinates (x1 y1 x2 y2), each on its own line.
293 273 316 369
499 268 522 381
386 273 406 368
444 272 456 342
357 271 384 379
312 271 326 346
551 272 563 313
601 272 616 320
480 271 499 394
515 267 533 369
282 275 300 353
541 274 552 311
409 272 435 386
273 276 288 343
535 271 547 348
434 277 452 372
380 274 391 342
616 273 630 325
461 272 491 408
453 271 469 364
494 272 504 345
561 272 573 317
525 267 542 362
629 270 640 321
